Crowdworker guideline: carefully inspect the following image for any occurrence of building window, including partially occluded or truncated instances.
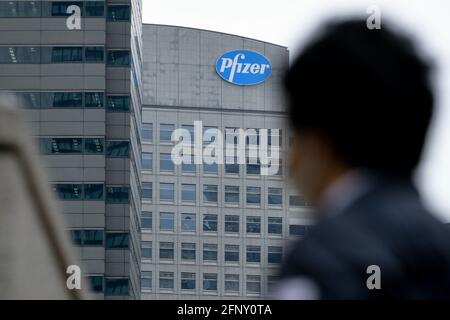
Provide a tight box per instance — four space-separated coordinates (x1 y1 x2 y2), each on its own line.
84 184 104 200
203 273 217 292
142 182 152 201
85 1 105 17
225 274 239 293
142 123 153 141
51 47 83 62
160 124 175 142
160 212 175 231
159 183 174 202
289 195 312 207
180 272 196 290
160 153 174 172
246 187 261 205
53 184 82 200
182 155 196 173
225 244 239 263
181 184 196 203
289 225 308 236
142 152 153 170
159 242 174 260
159 271 174 290
0 47 40 64
107 4 130 21
203 244 217 262
246 275 261 295
268 246 282 264
268 217 282 235
141 241 152 260
246 159 261 175
106 233 129 249
70 230 103 246
84 138 104 154
181 125 195 142
41 138 82 154
87 276 103 293
181 213 196 232
48 92 83 108
181 243 196 261
105 278 128 296
141 271 152 291
106 141 129 157
268 187 283 205
224 215 239 233
107 96 130 111
246 216 261 234
246 246 261 263
203 185 218 203
224 186 239 204
203 162 218 174
141 212 152 230
0 1 42 18
85 47 104 62
13 92 40 108
106 186 129 204
50 2 83 17
225 156 239 175
203 214 217 232
107 50 131 66
267 275 279 292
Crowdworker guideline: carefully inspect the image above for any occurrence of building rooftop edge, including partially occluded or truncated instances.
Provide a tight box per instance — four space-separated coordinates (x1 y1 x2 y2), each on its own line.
142 23 289 50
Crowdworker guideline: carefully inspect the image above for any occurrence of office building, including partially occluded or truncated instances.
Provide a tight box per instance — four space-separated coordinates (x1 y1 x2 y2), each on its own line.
140 24 314 299
0 0 143 299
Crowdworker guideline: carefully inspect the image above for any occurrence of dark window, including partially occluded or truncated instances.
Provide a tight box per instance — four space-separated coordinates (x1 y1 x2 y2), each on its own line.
51 1 83 17
106 186 129 204
107 5 130 21
107 96 130 111
84 138 104 154
203 273 217 291
107 50 131 66
181 272 196 290
70 230 82 245
85 92 104 108
85 47 104 62
0 47 40 63
268 187 283 205
224 244 239 262
84 184 104 200
246 216 261 234
0 1 42 18
142 152 153 170
246 187 261 205
203 244 217 262
203 214 217 232
289 225 308 236
246 160 261 175
141 241 152 259
106 233 129 249
53 184 82 200
268 246 282 264
87 276 103 293
40 138 82 154
105 278 128 296
142 182 152 200
181 243 196 260
106 141 129 157
246 246 261 263
225 215 239 233
40 92 82 108
85 1 104 16
52 47 83 62
159 242 174 260
141 212 152 230
268 217 282 235
83 230 103 246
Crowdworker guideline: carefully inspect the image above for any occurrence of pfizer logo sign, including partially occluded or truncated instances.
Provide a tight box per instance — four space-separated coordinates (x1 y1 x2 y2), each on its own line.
216 50 271 86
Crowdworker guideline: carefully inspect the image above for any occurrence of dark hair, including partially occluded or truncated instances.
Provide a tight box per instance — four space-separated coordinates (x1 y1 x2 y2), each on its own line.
285 19 434 176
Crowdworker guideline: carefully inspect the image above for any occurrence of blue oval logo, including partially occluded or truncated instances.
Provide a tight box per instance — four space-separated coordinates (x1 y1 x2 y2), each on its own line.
216 50 272 86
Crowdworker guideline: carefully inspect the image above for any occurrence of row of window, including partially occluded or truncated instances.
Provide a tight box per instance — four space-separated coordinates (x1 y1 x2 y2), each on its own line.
142 241 283 265
142 152 282 176
142 212 310 236
39 138 129 156
141 272 271 295
70 230 128 249
10 92 130 110
141 182 311 207
0 46 130 65
0 2 130 21
142 123 283 146
53 184 129 203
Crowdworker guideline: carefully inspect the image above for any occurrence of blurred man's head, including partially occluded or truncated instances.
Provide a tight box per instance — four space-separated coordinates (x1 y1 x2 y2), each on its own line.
285 19 434 204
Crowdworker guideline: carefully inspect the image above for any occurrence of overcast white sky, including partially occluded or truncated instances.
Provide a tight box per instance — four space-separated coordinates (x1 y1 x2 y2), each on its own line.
143 0 450 221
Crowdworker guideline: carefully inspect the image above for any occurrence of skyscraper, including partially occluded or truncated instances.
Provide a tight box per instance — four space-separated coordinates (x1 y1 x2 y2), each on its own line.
140 24 314 299
0 0 143 299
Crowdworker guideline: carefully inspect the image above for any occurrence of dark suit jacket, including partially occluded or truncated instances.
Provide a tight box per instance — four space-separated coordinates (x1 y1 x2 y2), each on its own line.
280 177 450 299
